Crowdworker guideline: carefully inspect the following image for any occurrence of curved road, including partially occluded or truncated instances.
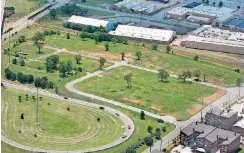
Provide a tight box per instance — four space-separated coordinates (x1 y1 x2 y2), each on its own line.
65 61 244 153
2 81 135 153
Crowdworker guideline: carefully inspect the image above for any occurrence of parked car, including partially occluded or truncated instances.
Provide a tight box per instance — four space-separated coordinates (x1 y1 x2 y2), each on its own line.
122 133 127 138
64 96 68 99
99 106 105 110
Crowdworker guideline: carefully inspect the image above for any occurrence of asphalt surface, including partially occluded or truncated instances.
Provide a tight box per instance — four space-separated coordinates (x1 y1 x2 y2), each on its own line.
1 81 135 153
65 61 244 153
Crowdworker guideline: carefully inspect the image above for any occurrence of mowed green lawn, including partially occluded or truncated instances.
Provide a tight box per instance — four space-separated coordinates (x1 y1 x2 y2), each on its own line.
1 88 124 150
43 33 244 86
9 43 53 59
5 0 46 21
75 66 217 120
2 48 111 89
3 28 243 86
1 141 31 153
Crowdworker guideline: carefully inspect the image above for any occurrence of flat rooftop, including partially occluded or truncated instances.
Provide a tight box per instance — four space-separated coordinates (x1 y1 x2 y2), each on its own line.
184 35 244 48
207 106 237 118
68 15 109 27
190 25 244 45
109 25 175 42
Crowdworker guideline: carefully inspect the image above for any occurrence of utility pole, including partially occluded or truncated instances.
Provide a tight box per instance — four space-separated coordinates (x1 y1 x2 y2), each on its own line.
160 138 162 151
201 98 203 122
36 88 39 125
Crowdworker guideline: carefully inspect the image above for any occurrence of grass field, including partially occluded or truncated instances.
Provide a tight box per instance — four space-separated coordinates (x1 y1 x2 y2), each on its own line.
74 66 218 120
1 141 30 153
3 27 243 86
1 99 175 153
5 0 46 21
42 33 244 86
1 87 124 150
9 43 54 59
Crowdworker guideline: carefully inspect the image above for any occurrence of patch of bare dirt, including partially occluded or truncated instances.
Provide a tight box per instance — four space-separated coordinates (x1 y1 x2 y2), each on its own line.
79 50 120 60
152 56 159 62
150 104 162 111
186 104 202 115
123 97 145 105
201 89 226 104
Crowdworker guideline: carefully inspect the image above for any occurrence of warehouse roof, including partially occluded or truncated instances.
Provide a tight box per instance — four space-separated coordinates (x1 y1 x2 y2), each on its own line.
109 25 175 42
68 15 109 27
183 35 244 48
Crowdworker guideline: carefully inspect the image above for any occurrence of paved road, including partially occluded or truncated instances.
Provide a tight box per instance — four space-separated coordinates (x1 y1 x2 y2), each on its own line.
66 61 179 124
143 87 244 153
1 81 135 153
2 0 69 40
65 60 244 153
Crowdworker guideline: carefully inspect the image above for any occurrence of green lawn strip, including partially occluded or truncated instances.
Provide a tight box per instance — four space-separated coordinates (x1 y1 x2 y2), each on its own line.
2 87 124 150
9 43 54 59
5 0 47 21
74 66 217 120
2 27 243 87
47 84 176 153
2 27 45 50
133 50 244 86
2 51 112 89
1 141 31 153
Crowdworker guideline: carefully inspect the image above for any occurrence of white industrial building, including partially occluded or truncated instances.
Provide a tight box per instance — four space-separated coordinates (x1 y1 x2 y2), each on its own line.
67 15 115 31
181 25 244 54
167 5 237 24
110 0 171 15
109 25 175 43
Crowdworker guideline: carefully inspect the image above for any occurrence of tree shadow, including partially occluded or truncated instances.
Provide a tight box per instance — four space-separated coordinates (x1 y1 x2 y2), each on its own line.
178 81 193 84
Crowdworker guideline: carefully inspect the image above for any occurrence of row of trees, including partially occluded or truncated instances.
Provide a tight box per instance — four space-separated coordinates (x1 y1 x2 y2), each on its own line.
60 4 88 16
64 22 107 33
123 69 202 89
5 68 54 89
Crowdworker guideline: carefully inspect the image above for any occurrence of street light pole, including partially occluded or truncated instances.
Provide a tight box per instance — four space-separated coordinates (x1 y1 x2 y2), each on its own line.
36 88 39 125
8 30 11 65
160 138 162 151
201 98 203 122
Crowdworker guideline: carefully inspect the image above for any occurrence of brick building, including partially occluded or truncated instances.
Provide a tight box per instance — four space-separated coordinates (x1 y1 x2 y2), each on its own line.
205 107 238 130
180 122 241 153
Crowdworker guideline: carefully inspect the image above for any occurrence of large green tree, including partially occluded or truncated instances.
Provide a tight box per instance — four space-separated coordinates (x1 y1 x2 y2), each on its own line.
59 61 68 76
50 9 57 19
75 54 82 64
124 73 132 88
98 57 106 70
158 69 169 82
179 70 192 82
144 137 153 152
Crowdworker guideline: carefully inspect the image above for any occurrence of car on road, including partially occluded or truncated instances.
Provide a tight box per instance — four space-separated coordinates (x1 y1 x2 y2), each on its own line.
99 106 105 110
64 96 68 99
115 113 120 116
122 133 127 138
128 125 131 129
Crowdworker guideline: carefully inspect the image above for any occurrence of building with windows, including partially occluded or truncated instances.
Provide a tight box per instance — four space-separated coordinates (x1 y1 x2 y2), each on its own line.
180 122 241 153
205 107 239 130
